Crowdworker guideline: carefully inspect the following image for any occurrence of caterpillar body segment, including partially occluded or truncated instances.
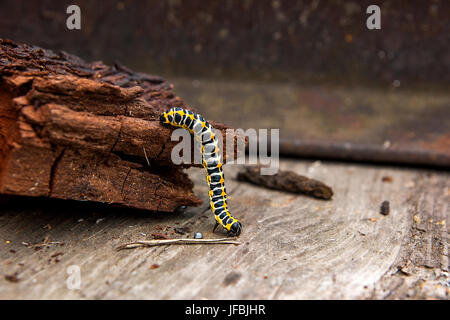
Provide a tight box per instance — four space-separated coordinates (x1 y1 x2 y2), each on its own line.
160 107 242 236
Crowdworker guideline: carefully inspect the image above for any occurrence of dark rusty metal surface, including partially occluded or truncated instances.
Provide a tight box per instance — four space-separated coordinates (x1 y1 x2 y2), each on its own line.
173 78 450 168
278 138 450 168
0 0 449 87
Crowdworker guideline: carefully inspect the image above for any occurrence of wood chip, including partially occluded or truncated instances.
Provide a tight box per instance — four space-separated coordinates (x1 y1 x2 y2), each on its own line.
151 232 170 240
4 272 20 283
237 166 333 200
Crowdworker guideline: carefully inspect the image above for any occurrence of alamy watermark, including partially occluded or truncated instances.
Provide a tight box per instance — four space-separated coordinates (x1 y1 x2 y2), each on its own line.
65 4 380 31
66 265 81 290
170 128 279 175
66 5 81 30
366 5 381 30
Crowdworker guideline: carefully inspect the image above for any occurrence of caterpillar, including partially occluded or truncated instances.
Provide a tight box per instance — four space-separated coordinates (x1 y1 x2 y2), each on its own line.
160 107 242 236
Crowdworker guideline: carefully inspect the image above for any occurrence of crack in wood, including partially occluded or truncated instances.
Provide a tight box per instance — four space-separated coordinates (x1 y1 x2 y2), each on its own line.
109 120 123 153
120 167 132 196
156 138 168 161
48 148 66 196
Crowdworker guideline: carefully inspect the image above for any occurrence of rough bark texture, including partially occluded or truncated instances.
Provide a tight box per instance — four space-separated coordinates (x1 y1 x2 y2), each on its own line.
0 39 239 212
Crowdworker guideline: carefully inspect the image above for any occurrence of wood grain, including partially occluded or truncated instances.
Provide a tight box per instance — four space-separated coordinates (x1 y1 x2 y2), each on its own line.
0 159 448 299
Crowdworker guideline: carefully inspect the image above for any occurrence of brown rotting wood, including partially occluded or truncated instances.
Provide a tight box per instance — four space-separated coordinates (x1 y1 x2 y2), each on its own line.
237 166 333 200
0 39 241 212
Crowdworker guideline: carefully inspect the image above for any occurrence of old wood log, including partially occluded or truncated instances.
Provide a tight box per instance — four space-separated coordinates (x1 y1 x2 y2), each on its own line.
0 39 239 212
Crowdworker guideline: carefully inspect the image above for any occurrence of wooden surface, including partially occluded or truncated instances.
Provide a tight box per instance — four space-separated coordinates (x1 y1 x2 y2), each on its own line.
0 159 448 299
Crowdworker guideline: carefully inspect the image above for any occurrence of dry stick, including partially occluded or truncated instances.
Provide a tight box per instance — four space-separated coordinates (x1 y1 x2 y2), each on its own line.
21 236 62 249
116 238 240 251
237 166 333 200
143 146 150 166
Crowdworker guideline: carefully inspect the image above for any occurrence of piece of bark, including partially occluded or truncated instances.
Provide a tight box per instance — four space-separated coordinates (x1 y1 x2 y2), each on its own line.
0 39 242 212
237 166 333 200
379 200 390 216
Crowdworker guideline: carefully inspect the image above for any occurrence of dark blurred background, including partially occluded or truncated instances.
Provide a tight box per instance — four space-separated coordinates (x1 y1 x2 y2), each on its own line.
1 0 448 85
1 0 449 166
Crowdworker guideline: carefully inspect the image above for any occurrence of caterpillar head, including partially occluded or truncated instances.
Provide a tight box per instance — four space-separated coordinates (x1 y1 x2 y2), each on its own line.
228 221 242 237
160 112 171 124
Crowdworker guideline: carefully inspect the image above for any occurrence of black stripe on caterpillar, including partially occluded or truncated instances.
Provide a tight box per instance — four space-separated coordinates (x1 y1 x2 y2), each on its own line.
160 107 242 236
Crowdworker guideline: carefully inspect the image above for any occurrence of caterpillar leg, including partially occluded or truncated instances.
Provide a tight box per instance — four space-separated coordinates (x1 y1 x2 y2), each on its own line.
212 220 242 236
160 107 242 237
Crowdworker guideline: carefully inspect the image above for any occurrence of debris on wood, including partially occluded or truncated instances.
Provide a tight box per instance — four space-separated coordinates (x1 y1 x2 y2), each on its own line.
21 236 61 249
223 271 241 286
116 238 241 250
50 252 64 258
4 272 20 283
149 264 160 270
236 166 333 200
194 232 203 239
174 226 190 235
381 176 393 183
380 200 390 215
0 39 243 212
151 232 170 240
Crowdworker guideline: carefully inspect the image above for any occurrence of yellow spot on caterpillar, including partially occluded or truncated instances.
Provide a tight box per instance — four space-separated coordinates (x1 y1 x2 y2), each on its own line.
217 162 222 168
220 177 224 184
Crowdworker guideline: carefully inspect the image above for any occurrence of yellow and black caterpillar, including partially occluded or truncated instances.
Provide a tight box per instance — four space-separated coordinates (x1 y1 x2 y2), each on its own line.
160 107 242 236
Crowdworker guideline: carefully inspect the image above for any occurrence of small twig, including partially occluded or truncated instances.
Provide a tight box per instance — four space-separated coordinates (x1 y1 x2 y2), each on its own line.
143 146 150 166
116 237 240 251
21 236 61 249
